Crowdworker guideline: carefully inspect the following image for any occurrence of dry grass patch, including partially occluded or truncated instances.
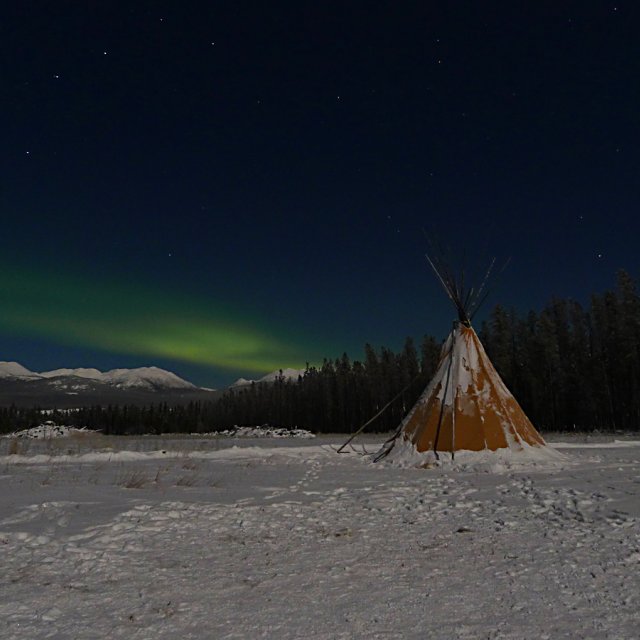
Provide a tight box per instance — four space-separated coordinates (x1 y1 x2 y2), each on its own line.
117 469 149 489
7 439 20 455
175 473 200 487
45 430 112 455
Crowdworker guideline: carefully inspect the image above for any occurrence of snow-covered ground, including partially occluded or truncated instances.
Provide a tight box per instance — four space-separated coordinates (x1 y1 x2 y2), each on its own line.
1 434 639 639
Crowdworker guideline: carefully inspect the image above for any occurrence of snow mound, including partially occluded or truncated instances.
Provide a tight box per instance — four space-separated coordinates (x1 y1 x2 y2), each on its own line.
553 440 640 449
212 425 315 438
5 423 96 439
381 438 568 472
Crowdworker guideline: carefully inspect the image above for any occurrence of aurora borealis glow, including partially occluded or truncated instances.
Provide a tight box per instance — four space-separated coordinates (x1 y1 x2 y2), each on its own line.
0 266 323 376
2 4 639 387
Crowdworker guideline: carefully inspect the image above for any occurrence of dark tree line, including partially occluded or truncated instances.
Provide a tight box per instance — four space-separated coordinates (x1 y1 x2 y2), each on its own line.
0 336 441 436
204 269 640 434
1 270 638 435
205 335 441 434
480 269 640 432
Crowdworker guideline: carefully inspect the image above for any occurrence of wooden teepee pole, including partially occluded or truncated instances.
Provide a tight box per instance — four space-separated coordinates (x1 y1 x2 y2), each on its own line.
432 326 455 460
336 376 421 454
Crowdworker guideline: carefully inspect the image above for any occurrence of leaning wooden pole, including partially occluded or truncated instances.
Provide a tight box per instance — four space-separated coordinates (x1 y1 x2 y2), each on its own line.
336 376 421 454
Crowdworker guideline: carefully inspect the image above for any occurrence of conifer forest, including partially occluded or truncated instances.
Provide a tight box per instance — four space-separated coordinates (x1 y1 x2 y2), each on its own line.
1 270 639 436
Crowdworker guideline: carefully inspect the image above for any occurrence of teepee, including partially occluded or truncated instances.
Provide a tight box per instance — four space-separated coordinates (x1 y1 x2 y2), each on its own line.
376 255 549 462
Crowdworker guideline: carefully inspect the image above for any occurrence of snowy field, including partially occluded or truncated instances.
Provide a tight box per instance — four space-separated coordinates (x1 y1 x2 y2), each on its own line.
1 432 640 639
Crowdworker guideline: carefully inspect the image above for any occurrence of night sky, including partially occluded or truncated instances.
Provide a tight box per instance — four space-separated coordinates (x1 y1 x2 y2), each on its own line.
2 2 639 387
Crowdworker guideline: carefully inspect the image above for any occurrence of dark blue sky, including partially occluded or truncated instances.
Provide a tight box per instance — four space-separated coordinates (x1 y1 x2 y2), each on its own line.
1 2 639 387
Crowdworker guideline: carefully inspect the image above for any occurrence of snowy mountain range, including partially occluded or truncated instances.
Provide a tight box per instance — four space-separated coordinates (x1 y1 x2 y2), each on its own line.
0 361 221 407
0 361 306 407
0 361 198 391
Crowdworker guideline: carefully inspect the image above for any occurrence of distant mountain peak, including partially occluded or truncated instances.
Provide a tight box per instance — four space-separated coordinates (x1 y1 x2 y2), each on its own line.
40 367 103 380
259 368 305 383
230 377 254 388
0 361 39 379
229 368 305 388
101 366 196 390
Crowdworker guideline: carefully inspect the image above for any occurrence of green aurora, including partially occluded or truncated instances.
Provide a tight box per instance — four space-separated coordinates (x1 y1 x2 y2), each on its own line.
0 267 322 374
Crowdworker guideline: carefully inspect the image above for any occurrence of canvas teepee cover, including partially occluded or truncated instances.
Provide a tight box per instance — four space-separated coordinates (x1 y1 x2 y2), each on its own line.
376 254 548 461
399 321 545 455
